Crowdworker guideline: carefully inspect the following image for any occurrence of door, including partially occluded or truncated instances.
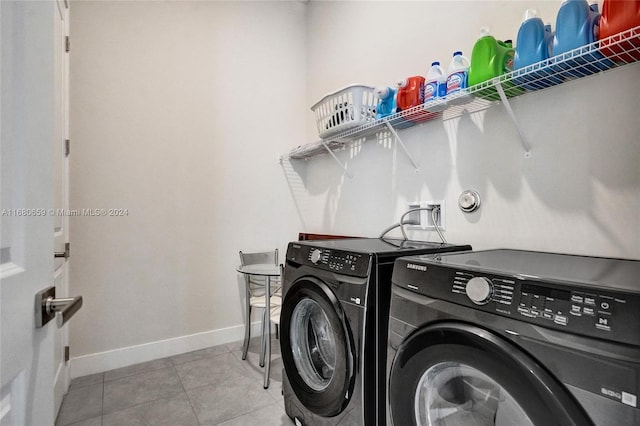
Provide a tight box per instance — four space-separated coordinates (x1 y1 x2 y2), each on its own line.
280 278 356 417
388 322 593 426
52 0 71 415
1 1 61 425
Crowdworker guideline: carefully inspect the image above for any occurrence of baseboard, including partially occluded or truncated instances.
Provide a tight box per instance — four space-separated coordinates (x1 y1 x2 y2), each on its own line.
69 321 268 379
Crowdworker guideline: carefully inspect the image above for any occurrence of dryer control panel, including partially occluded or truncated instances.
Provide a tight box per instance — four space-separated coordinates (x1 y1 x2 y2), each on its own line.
393 256 640 347
287 244 370 277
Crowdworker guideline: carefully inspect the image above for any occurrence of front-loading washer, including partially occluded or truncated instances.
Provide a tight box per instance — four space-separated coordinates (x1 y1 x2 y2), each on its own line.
387 249 640 426
280 238 471 425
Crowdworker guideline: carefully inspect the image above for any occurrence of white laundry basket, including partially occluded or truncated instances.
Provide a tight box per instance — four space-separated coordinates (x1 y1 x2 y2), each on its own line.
311 85 376 139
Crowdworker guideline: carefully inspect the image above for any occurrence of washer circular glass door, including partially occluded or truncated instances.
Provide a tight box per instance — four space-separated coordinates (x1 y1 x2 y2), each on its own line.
280 278 355 418
389 322 593 426
414 361 532 426
290 298 336 391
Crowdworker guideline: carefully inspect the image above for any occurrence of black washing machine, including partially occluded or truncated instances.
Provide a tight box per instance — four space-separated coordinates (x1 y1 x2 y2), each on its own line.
387 249 640 426
280 238 471 425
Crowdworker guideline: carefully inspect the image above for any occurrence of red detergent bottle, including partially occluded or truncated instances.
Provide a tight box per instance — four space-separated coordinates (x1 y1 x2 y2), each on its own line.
396 76 437 123
396 76 425 112
600 0 640 62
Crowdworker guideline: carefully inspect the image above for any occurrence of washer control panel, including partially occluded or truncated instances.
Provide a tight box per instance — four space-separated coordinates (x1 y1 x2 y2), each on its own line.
453 272 637 345
394 257 640 346
287 244 370 277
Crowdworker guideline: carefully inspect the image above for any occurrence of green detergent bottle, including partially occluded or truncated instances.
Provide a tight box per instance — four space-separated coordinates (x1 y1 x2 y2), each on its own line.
468 28 524 101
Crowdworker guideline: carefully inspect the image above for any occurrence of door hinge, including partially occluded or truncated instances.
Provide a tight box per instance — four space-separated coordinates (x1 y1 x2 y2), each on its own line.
65 139 70 157
65 36 70 53
54 242 70 260
65 346 70 362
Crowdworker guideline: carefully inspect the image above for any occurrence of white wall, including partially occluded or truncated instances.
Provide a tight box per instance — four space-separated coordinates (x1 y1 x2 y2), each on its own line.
69 1 306 375
69 0 640 376
291 0 640 258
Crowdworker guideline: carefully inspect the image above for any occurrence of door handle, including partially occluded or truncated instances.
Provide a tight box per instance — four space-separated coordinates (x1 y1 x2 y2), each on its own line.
35 286 83 328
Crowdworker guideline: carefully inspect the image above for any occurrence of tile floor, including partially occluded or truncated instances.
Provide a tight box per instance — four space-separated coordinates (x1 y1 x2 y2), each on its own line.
56 337 294 426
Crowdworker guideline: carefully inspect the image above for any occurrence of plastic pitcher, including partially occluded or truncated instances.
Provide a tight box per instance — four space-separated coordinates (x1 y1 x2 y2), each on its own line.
514 10 561 89
446 51 471 104
599 0 640 62
375 86 397 119
552 0 612 77
468 28 523 100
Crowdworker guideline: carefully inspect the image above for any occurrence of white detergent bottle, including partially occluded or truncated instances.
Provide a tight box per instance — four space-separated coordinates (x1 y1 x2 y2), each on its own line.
424 61 446 102
446 51 471 104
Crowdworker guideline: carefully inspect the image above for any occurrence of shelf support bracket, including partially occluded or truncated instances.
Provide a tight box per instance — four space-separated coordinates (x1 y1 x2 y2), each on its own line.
384 120 420 173
321 141 353 179
494 82 532 159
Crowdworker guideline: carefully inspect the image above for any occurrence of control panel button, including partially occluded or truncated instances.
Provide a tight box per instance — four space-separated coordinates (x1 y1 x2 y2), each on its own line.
571 294 584 304
465 277 493 305
599 301 612 311
583 307 595 316
584 296 596 306
554 315 568 326
596 315 612 332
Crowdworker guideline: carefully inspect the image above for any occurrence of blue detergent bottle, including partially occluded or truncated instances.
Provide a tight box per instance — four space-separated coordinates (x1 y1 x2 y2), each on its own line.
552 0 612 77
375 86 397 119
514 9 560 89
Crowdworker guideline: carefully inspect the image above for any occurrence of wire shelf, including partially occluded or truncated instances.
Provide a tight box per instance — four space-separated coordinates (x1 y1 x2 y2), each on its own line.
287 25 640 160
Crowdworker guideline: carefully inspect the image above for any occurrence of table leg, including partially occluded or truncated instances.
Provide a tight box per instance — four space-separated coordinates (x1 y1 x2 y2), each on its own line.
264 275 271 389
242 283 251 360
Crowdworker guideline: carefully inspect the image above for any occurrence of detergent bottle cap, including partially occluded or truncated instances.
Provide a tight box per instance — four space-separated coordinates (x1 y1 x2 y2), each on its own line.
479 27 491 37
523 9 539 22
397 78 408 89
431 61 441 66
376 86 390 97
453 51 462 56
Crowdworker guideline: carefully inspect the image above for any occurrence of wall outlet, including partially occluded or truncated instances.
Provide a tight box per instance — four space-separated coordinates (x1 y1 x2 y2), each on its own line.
406 201 445 230
425 201 445 230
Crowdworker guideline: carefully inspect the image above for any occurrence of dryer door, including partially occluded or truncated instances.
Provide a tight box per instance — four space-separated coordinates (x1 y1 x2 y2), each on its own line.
389 322 593 426
280 277 356 417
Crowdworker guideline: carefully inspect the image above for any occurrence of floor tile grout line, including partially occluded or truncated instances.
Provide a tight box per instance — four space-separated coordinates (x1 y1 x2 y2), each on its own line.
211 401 282 426
101 365 189 417
103 361 173 384
170 348 232 368
173 363 203 426
99 391 197 423
58 380 105 426
68 372 105 392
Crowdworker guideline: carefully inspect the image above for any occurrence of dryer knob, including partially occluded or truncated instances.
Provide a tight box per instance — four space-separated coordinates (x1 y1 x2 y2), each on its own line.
466 277 493 305
310 249 322 264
